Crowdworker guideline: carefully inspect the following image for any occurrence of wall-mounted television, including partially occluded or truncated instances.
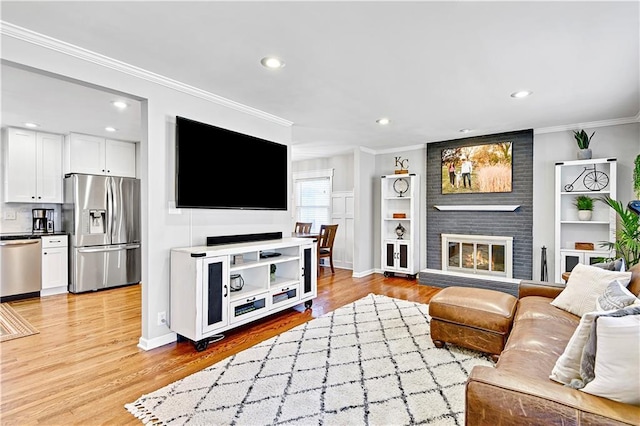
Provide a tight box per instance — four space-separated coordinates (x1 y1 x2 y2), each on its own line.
441 142 512 194
175 116 288 210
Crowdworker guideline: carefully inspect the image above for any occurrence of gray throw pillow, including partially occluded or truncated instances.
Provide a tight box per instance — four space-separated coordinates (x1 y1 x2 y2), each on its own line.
596 280 638 311
592 258 626 272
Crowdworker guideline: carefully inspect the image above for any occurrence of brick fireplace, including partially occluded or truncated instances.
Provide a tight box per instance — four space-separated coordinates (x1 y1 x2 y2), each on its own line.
418 130 533 296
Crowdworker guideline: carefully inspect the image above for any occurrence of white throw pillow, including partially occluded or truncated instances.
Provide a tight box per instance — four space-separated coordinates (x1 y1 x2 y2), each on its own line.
549 311 601 385
551 263 632 317
580 314 640 405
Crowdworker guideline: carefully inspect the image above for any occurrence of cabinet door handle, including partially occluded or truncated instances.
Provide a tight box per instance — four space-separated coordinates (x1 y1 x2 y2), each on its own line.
281 287 289 292
246 297 256 303
223 285 228 297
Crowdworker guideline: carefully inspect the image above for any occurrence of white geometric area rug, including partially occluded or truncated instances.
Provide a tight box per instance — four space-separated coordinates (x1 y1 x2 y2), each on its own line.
126 294 493 426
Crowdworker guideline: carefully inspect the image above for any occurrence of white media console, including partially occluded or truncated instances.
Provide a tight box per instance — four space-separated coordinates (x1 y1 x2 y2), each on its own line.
170 237 317 351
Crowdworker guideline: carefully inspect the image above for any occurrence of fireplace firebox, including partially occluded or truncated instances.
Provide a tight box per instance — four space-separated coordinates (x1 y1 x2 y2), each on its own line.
441 234 513 278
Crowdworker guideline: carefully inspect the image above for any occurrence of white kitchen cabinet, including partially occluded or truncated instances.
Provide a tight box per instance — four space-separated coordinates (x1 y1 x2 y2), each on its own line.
41 235 68 296
554 158 617 282
64 133 136 177
171 238 316 352
380 174 420 278
3 127 63 203
105 139 136 177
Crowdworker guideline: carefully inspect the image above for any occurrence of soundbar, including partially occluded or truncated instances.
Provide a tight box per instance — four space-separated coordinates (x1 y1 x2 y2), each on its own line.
206 232 283 246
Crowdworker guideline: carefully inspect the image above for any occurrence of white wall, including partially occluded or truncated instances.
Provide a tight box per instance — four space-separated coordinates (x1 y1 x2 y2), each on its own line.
532 122 639 281
2 32 293 349
353 148 376 276
292 152 354 192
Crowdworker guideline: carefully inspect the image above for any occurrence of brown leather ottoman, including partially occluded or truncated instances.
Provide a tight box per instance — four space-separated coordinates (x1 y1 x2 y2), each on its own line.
428 286 517 362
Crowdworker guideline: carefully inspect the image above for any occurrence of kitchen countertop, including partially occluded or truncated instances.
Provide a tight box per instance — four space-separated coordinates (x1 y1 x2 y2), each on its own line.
0 232 68 241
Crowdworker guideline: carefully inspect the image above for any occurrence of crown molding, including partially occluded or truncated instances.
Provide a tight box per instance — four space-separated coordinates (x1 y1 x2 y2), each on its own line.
371 143 425 155
359 146 377 155
534 114 639 134
0 21 293 127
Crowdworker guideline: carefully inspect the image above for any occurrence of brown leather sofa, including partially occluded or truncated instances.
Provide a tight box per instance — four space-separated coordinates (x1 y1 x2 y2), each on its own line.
466 263 640 425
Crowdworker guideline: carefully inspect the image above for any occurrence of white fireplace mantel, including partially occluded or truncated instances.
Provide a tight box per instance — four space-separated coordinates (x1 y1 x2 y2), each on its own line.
433 205 520 211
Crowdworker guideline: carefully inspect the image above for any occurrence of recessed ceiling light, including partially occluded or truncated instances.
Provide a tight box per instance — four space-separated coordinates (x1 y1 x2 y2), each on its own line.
105 126 117 132
376 118 391 125
459 129 471 133
510 90 532 98
24 122 39 128
260 56 285 69
112 100 128 109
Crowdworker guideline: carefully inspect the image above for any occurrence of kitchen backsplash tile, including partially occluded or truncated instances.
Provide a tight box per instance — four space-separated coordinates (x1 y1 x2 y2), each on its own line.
0 203 63 233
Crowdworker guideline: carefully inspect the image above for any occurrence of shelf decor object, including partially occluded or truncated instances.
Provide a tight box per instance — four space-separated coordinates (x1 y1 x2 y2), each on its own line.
574 195 595 221
573 129 594 160
575 242 595 250
393 178 409 197
563 163 608 192
393 213 406 218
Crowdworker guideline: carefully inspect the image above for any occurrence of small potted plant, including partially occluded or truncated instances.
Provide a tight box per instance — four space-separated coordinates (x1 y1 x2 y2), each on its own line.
573 129 595 160
574 195 595 221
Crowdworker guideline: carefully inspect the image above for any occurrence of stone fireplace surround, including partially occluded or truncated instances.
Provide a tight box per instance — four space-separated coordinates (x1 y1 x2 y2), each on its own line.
418 130 534 296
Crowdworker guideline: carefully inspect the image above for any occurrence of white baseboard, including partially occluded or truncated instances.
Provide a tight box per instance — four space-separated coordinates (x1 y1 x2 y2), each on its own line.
352 269 375 278
138 332 177 351
419 268 520 284
40 286 68 297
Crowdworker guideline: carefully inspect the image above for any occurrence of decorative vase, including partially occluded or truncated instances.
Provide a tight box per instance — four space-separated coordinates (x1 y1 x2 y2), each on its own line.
578 210 592 221
577 149 592 160
270 264 277 282
395 223 406 239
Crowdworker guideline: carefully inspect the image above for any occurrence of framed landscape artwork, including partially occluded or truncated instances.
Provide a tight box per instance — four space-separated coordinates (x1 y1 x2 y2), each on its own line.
441 142 513 194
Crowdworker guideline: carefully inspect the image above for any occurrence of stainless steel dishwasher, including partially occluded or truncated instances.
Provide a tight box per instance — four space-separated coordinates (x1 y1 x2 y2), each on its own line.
0 236 42 301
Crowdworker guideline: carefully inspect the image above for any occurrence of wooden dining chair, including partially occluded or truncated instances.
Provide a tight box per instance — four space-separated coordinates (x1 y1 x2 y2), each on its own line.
294 222 312 234
317 224 338 274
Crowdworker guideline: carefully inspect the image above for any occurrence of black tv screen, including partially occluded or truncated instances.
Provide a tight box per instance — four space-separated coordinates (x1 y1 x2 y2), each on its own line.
175 116 288 210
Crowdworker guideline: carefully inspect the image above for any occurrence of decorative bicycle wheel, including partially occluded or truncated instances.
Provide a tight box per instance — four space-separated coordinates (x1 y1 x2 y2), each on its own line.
583 170 609 191
563 183 574 192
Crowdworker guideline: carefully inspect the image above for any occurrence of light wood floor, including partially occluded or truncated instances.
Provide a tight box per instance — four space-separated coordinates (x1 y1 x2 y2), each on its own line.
0 269 440 425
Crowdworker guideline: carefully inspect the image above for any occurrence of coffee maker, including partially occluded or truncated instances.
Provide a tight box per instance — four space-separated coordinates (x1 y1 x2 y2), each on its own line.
32 209 54 233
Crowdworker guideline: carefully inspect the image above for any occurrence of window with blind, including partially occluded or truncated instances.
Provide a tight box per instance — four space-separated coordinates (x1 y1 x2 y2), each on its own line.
293 170 333 233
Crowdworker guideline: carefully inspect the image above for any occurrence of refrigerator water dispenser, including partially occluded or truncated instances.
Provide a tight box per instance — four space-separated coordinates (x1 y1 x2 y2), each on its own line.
88 209 106 234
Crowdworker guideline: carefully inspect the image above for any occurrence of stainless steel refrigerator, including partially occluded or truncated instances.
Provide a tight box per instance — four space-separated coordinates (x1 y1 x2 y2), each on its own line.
63 174 141 293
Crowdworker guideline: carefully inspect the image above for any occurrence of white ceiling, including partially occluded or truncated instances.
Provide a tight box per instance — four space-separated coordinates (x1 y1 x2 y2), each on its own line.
1 1 639 161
